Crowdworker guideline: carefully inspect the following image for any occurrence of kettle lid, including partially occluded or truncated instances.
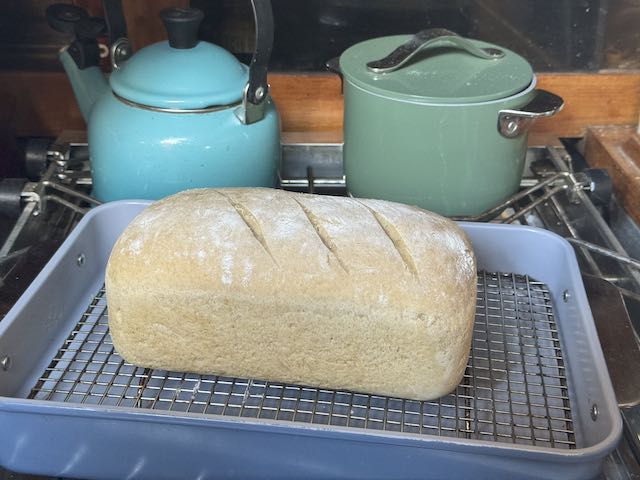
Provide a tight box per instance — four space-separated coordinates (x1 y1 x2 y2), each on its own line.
109 8 248 110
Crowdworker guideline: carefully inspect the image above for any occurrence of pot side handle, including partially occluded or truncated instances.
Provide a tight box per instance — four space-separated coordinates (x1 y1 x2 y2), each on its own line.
366 28 504 74
498 90 565 138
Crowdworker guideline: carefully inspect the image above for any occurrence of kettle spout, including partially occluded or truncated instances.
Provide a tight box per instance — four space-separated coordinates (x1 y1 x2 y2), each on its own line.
60 49 109 122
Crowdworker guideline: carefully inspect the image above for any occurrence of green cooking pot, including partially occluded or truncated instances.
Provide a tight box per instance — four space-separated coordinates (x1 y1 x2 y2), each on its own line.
337 29 564 216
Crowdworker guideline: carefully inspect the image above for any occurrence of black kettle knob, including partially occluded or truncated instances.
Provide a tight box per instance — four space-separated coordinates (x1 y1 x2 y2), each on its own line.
45 3 102 69
160 7 204 49
46 4 89 34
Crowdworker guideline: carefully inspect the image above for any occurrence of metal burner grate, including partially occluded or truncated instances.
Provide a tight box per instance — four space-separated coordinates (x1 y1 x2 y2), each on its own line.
28 271 576 449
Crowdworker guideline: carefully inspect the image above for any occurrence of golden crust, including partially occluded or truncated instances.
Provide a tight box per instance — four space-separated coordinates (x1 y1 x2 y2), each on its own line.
105 188 476 400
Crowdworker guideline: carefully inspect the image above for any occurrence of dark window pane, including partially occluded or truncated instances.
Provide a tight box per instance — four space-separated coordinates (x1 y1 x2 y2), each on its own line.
192 0 640 72
2 0 638 71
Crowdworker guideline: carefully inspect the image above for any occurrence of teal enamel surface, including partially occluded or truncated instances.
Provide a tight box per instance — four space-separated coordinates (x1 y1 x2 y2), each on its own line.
343 79 536 216
110 41 248 109
340 35 533 104
88 93 279 201
60 50 109 121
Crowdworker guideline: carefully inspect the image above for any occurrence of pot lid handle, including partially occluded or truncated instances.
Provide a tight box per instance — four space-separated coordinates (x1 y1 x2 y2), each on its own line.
236 0 274 125
366 28 504 74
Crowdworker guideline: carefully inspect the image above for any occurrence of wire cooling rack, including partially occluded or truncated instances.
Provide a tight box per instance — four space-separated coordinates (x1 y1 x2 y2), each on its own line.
29 271 575 449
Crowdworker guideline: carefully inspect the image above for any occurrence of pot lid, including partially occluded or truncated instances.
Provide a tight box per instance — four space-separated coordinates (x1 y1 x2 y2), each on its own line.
109 8 248 110
339 32 534 104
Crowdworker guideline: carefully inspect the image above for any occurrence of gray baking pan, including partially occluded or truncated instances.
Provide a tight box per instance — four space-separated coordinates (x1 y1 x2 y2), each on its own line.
0 200 622 479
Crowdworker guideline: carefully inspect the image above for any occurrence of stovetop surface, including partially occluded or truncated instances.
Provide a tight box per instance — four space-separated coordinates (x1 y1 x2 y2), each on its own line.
1 136 640 479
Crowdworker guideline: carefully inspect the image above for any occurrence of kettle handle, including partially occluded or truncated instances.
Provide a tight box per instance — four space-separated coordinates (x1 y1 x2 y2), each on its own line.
238 0 274 125
103 0 132 69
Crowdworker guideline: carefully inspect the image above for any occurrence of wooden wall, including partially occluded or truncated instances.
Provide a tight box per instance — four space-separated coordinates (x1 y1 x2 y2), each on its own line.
269 72 640 140
1 1 638 141
1 70 639 140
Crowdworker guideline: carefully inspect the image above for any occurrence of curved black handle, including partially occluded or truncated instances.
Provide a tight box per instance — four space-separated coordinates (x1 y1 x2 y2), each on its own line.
246 0 273 105
75 17 107 41
160 7 204 49
103 0 128 45
103 0 132 68
237 0 274 124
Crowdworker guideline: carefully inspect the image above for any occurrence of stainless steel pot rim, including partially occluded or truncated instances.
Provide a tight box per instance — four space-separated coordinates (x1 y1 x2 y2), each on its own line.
344 74 538 107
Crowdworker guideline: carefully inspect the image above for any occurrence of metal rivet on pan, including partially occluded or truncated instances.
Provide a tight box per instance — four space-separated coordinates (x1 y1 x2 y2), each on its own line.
255 86 265 101
562 290 570 302
77 253 86 267
591 404 598 421
1 356 10 371
505 119 519 135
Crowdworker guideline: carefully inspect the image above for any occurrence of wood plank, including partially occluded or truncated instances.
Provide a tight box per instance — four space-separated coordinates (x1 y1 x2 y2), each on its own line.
584 126 640 224
269 74 343 134
1 71 638 139
534 74 640 136
0 71 85 137
271 72 640 139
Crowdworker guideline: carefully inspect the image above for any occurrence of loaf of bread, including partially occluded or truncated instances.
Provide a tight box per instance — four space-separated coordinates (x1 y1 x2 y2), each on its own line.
105 188 476 400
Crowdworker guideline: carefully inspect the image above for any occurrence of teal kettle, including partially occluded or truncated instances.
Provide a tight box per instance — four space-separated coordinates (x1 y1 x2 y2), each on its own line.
46 1 280 202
